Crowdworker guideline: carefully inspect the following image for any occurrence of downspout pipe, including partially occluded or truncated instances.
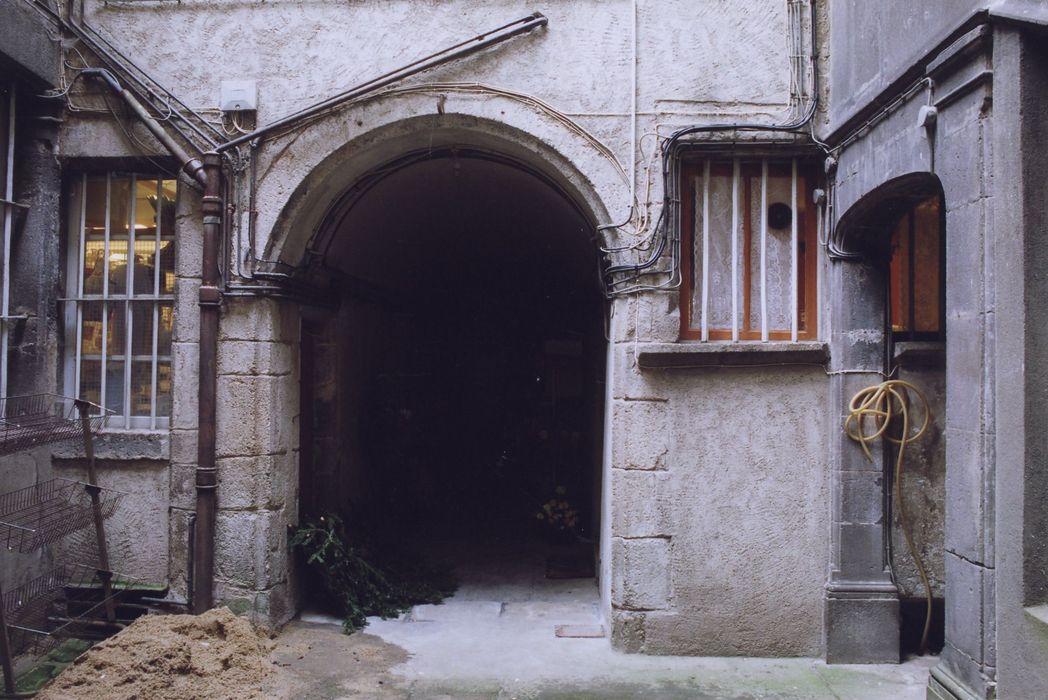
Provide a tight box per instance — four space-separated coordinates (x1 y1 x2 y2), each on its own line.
193 152 223 613
83 67 221 611
82 68 207 187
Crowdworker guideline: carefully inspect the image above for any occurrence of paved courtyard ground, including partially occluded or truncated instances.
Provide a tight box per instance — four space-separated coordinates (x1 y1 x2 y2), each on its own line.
271 532 937 699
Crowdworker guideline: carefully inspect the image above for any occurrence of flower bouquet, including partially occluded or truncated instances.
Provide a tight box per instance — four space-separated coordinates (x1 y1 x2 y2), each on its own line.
535 485 579 542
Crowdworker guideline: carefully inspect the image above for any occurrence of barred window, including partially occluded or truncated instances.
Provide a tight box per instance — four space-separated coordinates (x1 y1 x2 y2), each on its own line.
680 156 819 341
64 173 176 428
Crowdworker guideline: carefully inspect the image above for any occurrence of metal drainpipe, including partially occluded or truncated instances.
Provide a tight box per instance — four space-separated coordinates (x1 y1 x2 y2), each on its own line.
193 152 222 613
82 69 207 186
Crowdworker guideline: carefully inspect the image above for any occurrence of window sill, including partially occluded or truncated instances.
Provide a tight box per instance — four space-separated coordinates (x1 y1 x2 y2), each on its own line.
893 340 945 368
52 429 170 461
636 341 828 369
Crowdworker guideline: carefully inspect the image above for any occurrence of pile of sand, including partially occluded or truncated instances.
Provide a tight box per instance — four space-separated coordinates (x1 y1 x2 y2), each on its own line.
37 607 277 700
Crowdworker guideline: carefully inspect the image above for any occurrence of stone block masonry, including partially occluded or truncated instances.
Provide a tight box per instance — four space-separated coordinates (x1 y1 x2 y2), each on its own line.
209 298 302 625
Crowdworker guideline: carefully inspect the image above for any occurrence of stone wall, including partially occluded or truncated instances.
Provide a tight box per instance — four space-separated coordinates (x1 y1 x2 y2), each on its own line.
608 344 829 656
822 9 1048 694
209 298 301 621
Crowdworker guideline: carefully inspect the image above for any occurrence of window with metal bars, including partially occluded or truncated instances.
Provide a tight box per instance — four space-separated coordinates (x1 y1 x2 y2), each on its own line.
679 156 819 341
63 173 176 428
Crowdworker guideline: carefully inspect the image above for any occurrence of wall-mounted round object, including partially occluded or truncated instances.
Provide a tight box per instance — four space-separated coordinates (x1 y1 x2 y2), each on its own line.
768 202 792 230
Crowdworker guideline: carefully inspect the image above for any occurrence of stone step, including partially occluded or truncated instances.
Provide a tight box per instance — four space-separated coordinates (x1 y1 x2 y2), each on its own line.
407 600 505 622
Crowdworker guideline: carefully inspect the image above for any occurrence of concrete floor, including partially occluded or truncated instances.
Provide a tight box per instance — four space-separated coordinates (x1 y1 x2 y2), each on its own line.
272 531 937 699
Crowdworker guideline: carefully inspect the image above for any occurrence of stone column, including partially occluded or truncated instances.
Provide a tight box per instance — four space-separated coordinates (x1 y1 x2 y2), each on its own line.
825 256 900 663
210 296 301 624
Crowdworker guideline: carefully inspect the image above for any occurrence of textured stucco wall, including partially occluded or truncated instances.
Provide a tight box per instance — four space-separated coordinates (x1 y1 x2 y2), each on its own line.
608 346 830 656
53 459 171 583
826 0 982 131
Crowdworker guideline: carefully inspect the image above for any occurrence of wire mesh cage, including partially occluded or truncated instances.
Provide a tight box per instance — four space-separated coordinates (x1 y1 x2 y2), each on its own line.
0 478 126 553
2 564 135 656
0 394 110 457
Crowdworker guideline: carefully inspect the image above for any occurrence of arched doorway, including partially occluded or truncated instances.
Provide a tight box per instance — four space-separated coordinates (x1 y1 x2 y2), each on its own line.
297 148 607 598
827 173 947 661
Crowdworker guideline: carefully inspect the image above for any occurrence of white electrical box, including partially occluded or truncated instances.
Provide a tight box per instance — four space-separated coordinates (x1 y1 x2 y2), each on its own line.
220 80 258 112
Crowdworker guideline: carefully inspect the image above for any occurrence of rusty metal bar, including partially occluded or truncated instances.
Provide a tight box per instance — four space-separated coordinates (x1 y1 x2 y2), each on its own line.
76 400 116 623
0 579 13 695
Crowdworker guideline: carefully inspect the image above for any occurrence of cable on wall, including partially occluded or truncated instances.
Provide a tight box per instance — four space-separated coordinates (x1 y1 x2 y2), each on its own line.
603 0 821 297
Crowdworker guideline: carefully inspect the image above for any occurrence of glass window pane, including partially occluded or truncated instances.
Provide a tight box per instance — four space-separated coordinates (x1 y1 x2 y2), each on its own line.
79 359 101 406
158 302 173 353
84 177 107 234
159 180 177 235
105 359 125 415
109 176 131 239
130 302 154 356
133 238 158 295
159 240 175 295
913 198 941 333
889 215 911 333
763 164 793 333
746 167 762 333
105 302 126 357
71 172 177 420
689 172 703 329
706 163 735 330
83 241 107 295
107 239 129 296
135 179 160 237
81 302 104 355
796 173 810 331
156 361 172 416
130 360 153 417
742 162 793 335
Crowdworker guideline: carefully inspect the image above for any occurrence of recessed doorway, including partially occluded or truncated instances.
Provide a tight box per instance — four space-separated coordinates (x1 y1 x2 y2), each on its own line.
298 149 607 607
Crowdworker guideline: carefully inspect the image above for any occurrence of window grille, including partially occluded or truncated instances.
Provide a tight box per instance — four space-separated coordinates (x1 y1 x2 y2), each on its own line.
680 157 818 342
63 173 176 429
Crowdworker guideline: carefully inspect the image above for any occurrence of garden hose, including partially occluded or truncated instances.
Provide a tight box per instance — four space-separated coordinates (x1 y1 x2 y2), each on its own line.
843 380 933 654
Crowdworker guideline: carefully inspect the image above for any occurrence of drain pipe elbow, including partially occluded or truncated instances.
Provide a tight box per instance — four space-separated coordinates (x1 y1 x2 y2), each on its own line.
82 68 209 188
182 157 209 189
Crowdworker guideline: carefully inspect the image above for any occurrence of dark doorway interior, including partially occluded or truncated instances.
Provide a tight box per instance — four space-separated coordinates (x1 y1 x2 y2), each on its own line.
301 151 606 582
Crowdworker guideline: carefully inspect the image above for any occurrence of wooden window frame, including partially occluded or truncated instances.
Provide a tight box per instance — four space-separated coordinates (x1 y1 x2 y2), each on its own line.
888 196 945 342
679 156 820 342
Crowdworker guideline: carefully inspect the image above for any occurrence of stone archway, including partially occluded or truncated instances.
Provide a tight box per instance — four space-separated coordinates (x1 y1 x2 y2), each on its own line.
825 172 951 663
292 141 610 620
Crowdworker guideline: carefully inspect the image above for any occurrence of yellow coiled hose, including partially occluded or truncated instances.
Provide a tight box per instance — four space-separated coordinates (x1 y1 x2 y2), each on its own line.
843 380 933 654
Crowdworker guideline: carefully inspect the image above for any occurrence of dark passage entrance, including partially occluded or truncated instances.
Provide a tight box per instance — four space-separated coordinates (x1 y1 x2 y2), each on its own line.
300 150 606 582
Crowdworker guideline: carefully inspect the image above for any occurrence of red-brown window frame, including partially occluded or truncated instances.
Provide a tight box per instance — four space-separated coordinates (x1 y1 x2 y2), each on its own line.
679 157 820 341
888 196 944 341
